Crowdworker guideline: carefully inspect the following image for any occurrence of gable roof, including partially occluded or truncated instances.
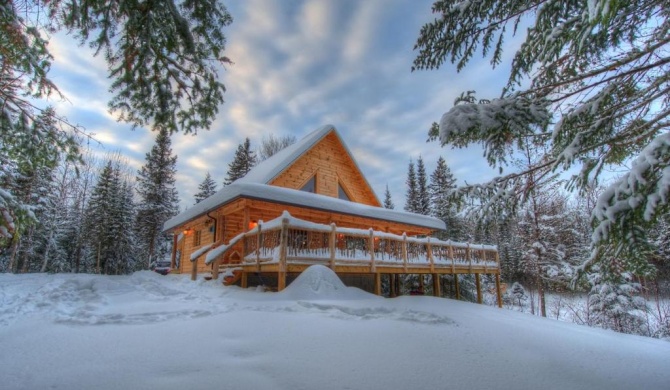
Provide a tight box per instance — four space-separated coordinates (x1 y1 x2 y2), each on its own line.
162 125 446 233
236 125 380 204
162 182 445 232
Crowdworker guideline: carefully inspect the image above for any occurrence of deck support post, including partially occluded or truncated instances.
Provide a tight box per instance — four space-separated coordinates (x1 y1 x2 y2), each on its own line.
190 257 197 281
402 233 408 273
369 229 376 273
329 223 336 270
454 274 460 300
432 273 441 297
212 257 220 280
495 273 503 308
475 273 482 304
374 272 381 296
278 217 289 291
241 271 248 288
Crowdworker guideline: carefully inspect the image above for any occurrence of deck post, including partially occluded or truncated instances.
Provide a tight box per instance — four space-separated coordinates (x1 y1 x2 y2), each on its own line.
467 243 472 273
329 223 336 270
369 229 376 273
454 274 460 300
475 273 482 304
495 273 503 308
374 272 381 296
190 257 197 281
278 217 289 291
427 238 434 273
482 246 488 274
241 271 248 288
402 233 408 272
212 257 220 280
432 273 441 297
448 244 455 275
256 222 262 272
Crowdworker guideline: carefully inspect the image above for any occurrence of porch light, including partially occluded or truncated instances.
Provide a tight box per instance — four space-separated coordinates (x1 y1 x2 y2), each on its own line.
248 221 258 230
183 228 194 236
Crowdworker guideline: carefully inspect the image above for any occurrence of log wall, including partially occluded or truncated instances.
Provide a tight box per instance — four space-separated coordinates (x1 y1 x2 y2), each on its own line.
270 133 380 207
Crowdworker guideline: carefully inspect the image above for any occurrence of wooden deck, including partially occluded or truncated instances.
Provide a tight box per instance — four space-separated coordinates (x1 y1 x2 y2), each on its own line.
190 212 503 307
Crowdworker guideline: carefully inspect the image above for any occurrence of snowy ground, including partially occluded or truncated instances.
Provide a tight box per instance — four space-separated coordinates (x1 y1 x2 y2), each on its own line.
1 266 669 390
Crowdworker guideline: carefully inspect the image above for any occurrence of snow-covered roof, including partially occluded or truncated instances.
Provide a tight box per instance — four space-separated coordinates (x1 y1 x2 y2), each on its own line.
162 182 445 232
235 125 380 204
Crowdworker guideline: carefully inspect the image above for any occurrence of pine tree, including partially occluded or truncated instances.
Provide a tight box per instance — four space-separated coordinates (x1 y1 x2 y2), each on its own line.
404 160 418 213
225 138 257 185
0 108 80 272
429 156 463 240
416 156 430 215
2 1 232 136
136 128 180 268
414 0 670 280
383 185 395 209
194 172 217 204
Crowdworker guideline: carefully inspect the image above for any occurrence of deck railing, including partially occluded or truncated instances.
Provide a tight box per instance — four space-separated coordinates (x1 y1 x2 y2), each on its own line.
202 212 499 273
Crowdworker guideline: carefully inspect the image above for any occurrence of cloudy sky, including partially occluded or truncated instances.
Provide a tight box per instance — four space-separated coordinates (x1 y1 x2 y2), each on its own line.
45 0 520 211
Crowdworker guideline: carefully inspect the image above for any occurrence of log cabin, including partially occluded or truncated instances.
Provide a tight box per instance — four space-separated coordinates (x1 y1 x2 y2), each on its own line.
162 125 502 305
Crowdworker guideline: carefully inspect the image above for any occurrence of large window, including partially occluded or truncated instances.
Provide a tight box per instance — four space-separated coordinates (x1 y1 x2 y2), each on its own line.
300 176 316 193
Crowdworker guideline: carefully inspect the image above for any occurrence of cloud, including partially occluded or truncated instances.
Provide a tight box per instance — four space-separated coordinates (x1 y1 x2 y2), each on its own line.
40 0 511 213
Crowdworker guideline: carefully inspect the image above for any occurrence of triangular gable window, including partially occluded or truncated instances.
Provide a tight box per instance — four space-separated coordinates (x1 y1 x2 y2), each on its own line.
300 176 316 193
338 183 351 201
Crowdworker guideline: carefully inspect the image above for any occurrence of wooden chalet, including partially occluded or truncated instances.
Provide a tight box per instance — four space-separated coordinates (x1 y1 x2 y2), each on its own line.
162 125 502 305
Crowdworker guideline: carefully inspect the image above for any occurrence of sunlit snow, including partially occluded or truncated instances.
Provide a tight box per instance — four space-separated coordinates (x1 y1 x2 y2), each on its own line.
1 268 668 390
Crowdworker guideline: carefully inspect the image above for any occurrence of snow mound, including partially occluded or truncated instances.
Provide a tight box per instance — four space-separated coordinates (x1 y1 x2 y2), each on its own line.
279 265 375 301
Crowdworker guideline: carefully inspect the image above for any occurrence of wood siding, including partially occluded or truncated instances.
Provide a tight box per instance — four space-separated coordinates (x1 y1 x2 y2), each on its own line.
270 132 380 207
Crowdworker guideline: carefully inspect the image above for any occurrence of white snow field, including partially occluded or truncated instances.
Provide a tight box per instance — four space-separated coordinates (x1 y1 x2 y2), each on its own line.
1 266 668 390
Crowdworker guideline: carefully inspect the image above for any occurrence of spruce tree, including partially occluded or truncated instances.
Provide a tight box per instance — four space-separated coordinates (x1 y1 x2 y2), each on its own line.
136 128 180 268
225 138 257 185
194 172 218 204
2 1 232 136
383 185 395 209
85 161 118 274
416 156 430 215
404 159 418 213
429 156 462 240
414 0 670 279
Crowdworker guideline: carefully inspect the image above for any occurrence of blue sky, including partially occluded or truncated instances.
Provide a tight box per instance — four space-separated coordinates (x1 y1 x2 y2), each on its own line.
45 0 518 211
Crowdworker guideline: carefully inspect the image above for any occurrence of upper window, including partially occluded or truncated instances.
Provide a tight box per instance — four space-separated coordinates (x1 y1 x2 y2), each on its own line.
193 230 202 246
338 183 351 201
300 176 316 193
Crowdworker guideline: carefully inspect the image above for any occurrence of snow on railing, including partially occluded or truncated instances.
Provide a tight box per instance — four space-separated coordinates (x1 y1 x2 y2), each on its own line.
204 211 499 272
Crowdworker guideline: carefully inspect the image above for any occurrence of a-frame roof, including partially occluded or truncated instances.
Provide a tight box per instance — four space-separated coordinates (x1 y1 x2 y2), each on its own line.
236 125 380 204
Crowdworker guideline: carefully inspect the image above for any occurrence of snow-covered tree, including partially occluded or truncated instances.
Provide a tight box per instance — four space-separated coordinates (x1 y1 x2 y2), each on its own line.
2 0 232 136
383 185 395 209
414 0 670 280
404 159 418 213
416 156 430 215
588 270 648 335
225 138 257 185
0 108 80 272
135 128 179 268
509 282 528 307
429 156 463 240
194 172 217 204
258 134 296 161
